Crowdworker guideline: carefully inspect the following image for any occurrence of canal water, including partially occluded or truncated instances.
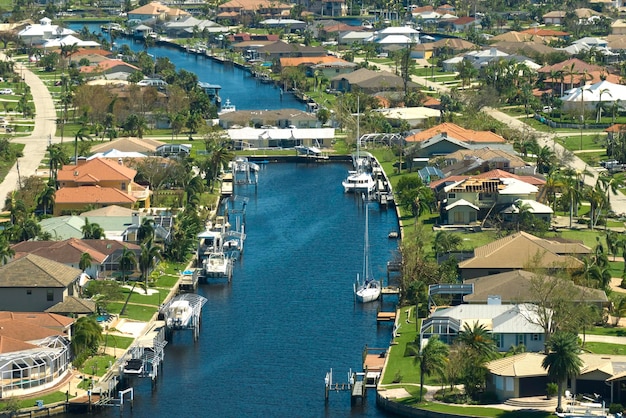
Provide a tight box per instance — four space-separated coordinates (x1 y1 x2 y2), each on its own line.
84 162 400 418
68 23 306 111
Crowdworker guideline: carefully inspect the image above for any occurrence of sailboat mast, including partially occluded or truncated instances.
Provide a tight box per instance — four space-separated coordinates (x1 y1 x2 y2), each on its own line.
363 204 369 281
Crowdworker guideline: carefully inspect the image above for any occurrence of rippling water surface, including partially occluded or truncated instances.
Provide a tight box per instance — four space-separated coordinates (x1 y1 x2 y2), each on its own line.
82 163 400 418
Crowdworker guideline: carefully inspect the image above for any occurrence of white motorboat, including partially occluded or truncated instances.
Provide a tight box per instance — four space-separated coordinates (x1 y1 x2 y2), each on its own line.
342 171 376 194
165 299 192 328
218 99 236 115
203 252 233 279
354 205 381 303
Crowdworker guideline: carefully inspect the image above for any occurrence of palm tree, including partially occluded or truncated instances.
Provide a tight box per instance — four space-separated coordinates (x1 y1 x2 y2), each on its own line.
411 336 449 402
137 218 155 243
118 247 136 284
0 233 14 265
47 144 68 180
541 332 583 412
433 231 462 259
457 322 497 361
79 252 92 273
82 218 105 239
71 316 103 366
73 126 92 163
139 238 161 295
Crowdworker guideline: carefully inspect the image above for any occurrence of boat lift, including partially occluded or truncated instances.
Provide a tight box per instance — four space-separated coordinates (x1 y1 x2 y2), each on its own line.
118 322 167 385
160 293 207 341
231 157 259 186
324 368 365 405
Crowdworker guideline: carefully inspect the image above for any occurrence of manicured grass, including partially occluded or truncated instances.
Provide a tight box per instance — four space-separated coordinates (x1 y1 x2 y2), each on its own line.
80 355 116 377
102 334 134 350
558 134 605 152
121 287 169 306
584 342 626 355
587 326 626 337
575 151 606 166
155 274 180 287
419 403 553 417
0 143 24 182
106 302 157 322
0 392 71 410
381 308 420 385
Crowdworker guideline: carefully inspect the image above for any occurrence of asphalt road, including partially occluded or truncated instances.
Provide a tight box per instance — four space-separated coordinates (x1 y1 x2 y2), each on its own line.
0 56 58 205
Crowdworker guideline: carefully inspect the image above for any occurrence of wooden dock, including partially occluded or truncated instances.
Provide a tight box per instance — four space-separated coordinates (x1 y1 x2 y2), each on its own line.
376 310 396 324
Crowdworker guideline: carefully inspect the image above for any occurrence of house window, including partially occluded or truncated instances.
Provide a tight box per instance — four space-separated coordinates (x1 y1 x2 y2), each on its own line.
121 182 127 191
448 193 456 199
493 333 503 349
517 334 526 346
26 290 31 295
531 334 541 341
46 290 54 302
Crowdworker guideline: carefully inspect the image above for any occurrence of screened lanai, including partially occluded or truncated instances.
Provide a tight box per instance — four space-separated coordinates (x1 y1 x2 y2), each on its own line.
0 336 70 398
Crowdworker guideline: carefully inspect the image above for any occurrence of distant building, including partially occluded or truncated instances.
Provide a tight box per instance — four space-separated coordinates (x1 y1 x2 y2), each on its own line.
17 17 75 46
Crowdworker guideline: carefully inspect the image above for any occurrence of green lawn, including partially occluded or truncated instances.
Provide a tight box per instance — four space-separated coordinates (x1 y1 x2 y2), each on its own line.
155 274 180 287
102 334 134 350
80 355 116 377
558 134 605 152
584 342 626 355
0 392 70 410
419 403 552 417
121 287 169 306
381 308 420 385
106 302 158 322
587 326 626 337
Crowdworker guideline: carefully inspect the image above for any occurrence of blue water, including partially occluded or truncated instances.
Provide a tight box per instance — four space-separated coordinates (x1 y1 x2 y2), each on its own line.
68 23 306 111
79 163 400 418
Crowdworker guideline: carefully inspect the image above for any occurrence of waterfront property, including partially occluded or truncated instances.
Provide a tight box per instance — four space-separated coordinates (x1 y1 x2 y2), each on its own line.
0 313 73 399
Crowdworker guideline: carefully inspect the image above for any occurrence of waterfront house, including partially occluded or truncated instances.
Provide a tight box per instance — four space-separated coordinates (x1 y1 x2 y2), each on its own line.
227 127 335 149
217 0 292 23
128 2 189 22
330 68 418 94
38 210 172 244
420 302 548 352
41 34 100 50
255 41 328 60
487 353 626 403
374 107 440 128
0 312 73 399
80 59 141 81
17 17 75 46
457 231 588 280
542 10 566 25
219 109 319 129
464 270 608 307
90 137 165 155
55 157 150 215
11 238 141 280
0 254 83 312
438 149 532 177
162 16 225 38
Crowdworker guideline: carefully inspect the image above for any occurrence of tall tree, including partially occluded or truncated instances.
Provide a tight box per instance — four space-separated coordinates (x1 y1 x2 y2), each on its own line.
118 247 136 284
541 332 583 412
412 336 449 402
79 252 92 273
139 238 161 295
71 316 103 367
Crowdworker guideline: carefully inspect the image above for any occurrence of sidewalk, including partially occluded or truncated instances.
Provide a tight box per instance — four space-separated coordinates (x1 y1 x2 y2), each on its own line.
0 54 59 204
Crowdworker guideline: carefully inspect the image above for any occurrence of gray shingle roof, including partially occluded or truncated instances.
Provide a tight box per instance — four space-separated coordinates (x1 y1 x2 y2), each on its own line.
0 254 81 288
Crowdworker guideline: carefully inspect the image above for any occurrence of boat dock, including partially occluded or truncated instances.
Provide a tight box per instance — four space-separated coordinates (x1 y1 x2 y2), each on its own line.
178 269 199 292
160 293 207 341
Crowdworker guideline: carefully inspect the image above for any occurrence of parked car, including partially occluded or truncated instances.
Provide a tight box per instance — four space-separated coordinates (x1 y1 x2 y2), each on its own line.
0 88 13 95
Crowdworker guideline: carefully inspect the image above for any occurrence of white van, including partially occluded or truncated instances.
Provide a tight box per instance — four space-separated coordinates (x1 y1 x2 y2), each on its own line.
137 79 167 88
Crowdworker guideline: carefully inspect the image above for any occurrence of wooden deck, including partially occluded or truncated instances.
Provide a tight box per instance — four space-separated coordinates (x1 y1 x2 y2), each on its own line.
376 311 396 323
363 353 386 372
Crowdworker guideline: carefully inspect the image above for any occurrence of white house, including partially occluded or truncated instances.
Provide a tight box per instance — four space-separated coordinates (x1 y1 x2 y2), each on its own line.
561 80 626 112
420 302 548 352
18 17 75 46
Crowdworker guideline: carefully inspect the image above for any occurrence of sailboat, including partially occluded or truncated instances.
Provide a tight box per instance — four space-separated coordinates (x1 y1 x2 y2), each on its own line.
354 206 381 303
342 97 375 194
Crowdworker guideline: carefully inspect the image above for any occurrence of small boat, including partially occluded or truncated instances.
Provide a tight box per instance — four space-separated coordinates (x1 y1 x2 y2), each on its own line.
165 299 192 328
203 252 233 279
354 205 381 303
342 171 376 194
218 99 236 115
123 358 143 375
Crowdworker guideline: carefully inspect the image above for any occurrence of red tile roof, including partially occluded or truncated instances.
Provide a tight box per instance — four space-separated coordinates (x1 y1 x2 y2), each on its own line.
405 122 506 143
12 238 109 264
0 312 74 329
55 185 136 205
58 158 136 183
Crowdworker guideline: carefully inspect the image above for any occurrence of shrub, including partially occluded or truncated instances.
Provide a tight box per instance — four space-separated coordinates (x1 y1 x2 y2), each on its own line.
609 404 624 414
546 383 558 399
392 371 402 383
